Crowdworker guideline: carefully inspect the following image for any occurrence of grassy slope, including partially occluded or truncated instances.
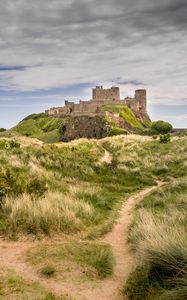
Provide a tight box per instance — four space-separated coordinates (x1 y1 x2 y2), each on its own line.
8 104 150 143
0 135 186 239
0 137 153 239
11 113 63 143
0 135 186 298
102 105 144 130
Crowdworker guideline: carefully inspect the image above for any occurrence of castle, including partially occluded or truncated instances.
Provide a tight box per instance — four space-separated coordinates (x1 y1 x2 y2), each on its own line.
47 86 147 117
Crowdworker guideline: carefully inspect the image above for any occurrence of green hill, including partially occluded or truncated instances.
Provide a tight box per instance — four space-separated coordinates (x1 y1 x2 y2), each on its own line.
7 105 152 143
11 113 63 143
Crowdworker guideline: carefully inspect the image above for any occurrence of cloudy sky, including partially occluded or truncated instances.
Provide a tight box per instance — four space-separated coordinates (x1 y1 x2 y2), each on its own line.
0 0 187 128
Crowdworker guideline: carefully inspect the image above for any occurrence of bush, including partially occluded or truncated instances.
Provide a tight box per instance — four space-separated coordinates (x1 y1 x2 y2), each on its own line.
108 127 128 136
26 177 48 196
9 140 20 149
159 134 170 143
152 135 158 140
0 128 6 132
0 140 8 150
151 121 173 134
40 265 56 278
0 174 11 198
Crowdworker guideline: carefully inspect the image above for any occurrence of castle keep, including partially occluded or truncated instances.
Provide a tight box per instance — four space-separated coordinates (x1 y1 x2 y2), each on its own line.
47 86 147 117
47 86 150 141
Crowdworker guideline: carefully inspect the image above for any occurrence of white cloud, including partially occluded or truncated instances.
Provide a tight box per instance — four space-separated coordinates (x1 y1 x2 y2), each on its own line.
0 0 186 106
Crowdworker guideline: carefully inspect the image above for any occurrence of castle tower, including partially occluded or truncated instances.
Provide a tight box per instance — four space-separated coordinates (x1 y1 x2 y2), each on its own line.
92 86 120 101
135 89 147 113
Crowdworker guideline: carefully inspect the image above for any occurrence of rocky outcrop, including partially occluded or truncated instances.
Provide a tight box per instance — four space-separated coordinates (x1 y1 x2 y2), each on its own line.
61 115 108 142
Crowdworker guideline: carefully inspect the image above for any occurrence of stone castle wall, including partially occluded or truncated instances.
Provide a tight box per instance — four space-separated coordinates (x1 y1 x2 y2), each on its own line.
47 87 147 117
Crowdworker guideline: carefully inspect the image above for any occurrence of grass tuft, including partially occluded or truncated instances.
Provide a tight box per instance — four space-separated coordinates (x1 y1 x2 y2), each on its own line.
40 265 56 278
27 242 115 280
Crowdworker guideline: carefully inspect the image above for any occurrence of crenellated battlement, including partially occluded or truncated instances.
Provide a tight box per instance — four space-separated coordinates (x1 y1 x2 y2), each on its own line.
92 86 120 101
47 86 148 117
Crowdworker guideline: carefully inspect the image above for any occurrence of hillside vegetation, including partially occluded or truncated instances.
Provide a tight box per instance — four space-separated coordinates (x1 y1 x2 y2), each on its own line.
11 113 63 143
3 105 152 143
102 104 148 130
0 135 186 239
124 178 187 300
0 136 154 239
0 134 186 299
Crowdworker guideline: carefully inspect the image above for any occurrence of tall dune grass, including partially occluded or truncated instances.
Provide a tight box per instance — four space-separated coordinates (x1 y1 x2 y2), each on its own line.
102 135 187 179
0 135 187 238
3 191 94 236
124 177 187 300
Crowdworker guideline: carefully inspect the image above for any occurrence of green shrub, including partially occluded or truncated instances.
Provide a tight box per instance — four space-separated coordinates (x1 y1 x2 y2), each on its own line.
0 128 6 132
151 121 173 134
9 140 20 149
0 169 27 198
0 140 8 149
108 127 128 136
159 134 170 143
141 128 158 136
26 177 48 196
40 265 56 278
0 174 11 198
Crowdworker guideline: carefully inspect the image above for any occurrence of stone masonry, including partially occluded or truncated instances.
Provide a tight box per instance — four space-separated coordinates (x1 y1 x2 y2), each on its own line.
46 86 148 117
47 86 150 141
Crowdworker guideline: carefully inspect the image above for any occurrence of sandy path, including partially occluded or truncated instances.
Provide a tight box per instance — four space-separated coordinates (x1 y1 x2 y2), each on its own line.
78 183 163 300
0 183 162 300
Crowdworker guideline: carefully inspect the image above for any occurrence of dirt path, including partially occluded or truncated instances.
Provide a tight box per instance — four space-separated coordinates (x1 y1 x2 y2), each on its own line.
78 183 163 300
0 183 162 300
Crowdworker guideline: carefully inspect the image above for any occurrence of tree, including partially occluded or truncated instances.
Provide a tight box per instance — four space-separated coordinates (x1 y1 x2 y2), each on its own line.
151 121 173 134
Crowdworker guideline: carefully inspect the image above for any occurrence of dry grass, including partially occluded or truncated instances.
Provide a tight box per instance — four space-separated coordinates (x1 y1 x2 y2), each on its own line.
3 191 95 236
124 177 187 300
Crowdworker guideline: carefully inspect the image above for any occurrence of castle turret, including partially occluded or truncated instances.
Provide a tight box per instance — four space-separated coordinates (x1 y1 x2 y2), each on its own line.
135 89 147 113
